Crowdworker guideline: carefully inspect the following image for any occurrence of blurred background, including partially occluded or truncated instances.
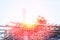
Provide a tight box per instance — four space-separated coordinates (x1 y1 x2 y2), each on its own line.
0 0 60 40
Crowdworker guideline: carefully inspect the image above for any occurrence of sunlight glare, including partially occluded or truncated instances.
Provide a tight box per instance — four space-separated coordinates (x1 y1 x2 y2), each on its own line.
24 16 36 25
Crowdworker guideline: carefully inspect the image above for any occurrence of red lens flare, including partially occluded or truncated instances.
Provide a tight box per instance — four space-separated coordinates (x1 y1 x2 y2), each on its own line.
8 16 55 40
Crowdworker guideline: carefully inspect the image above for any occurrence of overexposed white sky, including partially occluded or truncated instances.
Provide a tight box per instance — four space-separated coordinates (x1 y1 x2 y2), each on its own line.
0 0 60 25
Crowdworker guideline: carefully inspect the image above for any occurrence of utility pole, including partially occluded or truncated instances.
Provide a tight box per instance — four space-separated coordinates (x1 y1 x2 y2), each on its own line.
22 8 26 23
22 8 28 40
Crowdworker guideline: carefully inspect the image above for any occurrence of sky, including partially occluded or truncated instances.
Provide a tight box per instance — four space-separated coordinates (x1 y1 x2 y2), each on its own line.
0 0 60 25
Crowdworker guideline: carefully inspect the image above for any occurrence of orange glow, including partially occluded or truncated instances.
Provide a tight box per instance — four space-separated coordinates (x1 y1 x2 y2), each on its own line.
22 23 36 30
